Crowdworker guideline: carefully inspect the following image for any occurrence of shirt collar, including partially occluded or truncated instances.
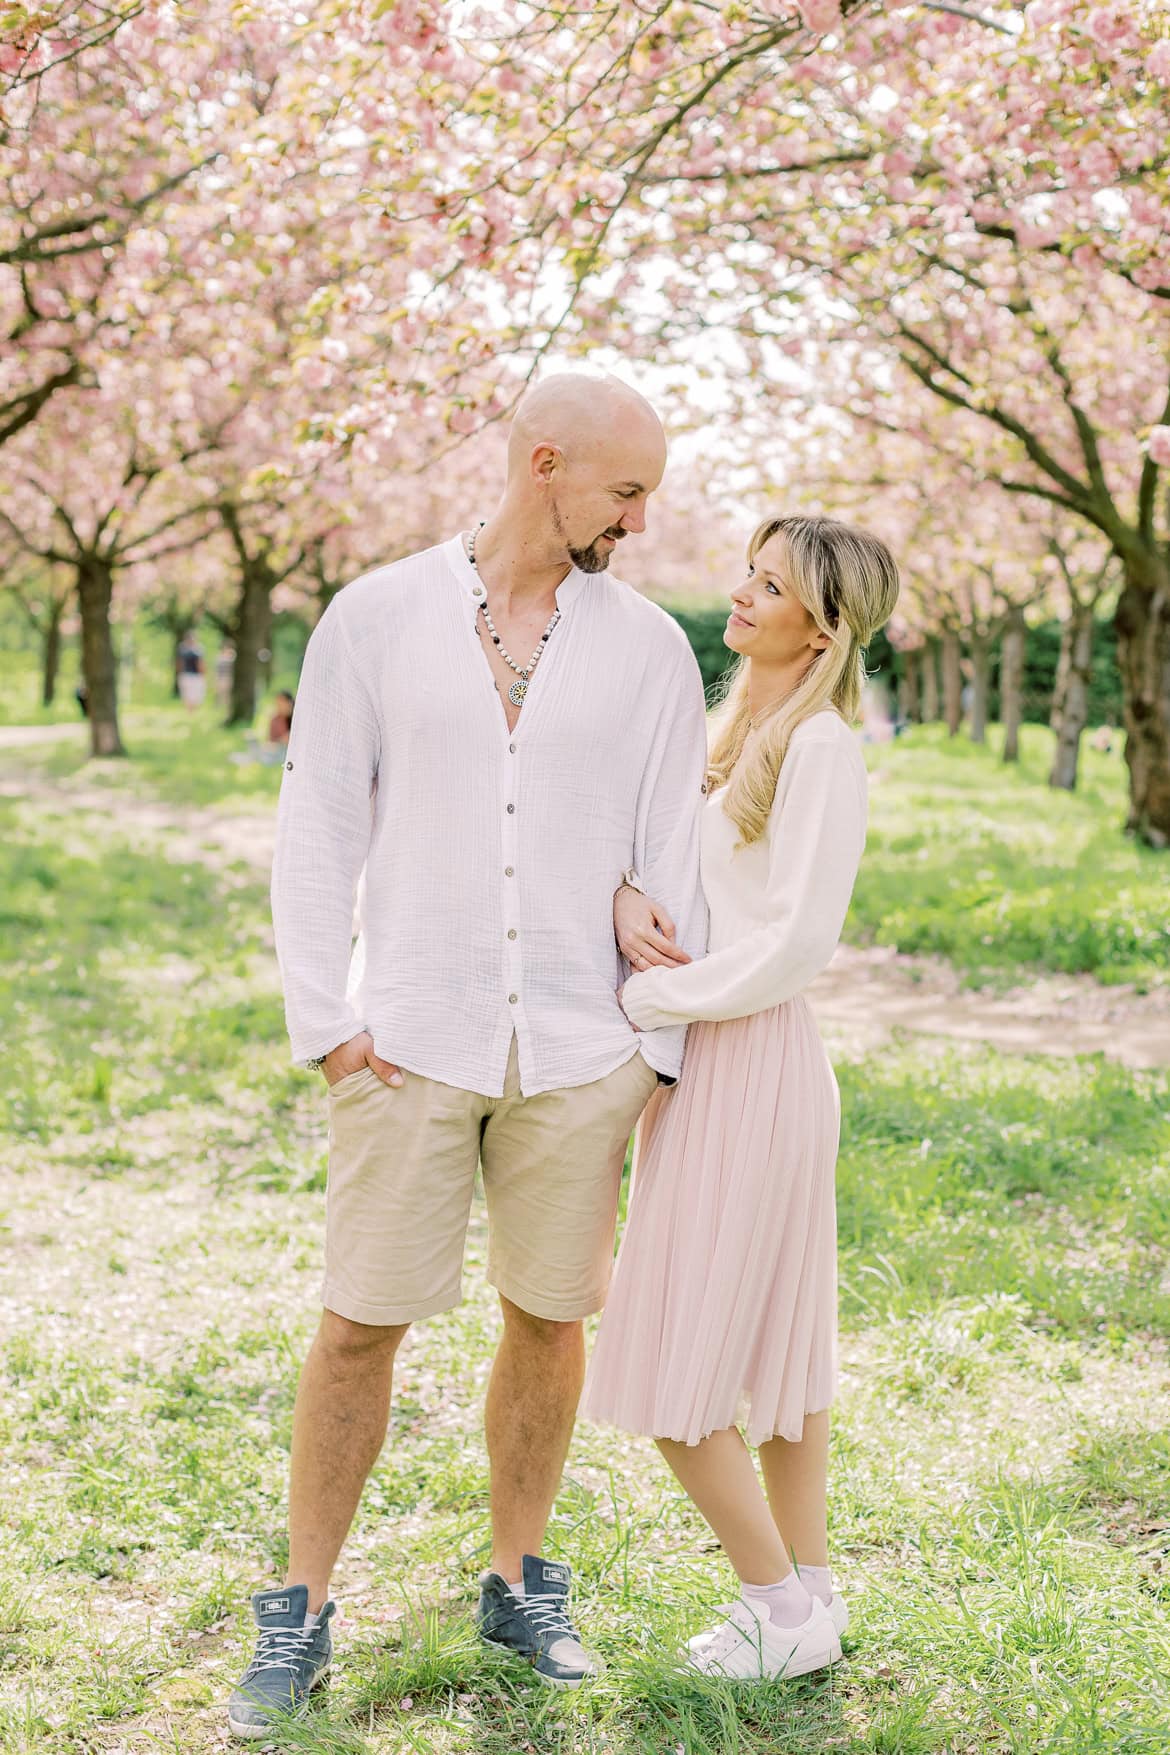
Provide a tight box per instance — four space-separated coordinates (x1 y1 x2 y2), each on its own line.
443 533 591 615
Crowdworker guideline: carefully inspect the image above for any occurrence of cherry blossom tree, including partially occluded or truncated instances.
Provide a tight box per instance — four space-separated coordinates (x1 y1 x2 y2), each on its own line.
422 0 1170 841
0 376 219 753
1046 537 1118 789
0 4 258 450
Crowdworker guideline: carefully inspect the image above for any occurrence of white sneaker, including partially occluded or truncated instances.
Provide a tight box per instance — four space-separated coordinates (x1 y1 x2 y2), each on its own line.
685 1596 842 1680
827 1592 848 1640
687 1591 848 1655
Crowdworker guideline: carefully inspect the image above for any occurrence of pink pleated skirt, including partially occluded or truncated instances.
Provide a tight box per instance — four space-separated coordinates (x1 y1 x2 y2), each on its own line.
581 996 840 1447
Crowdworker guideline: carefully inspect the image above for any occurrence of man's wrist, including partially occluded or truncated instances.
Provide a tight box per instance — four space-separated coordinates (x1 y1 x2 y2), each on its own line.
304 1030 364 1072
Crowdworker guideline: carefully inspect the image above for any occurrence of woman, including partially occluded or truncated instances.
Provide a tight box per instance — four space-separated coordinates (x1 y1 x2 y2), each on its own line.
582 514 899 1681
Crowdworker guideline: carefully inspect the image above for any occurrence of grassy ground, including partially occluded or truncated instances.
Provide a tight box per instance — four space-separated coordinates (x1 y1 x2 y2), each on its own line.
1 721 1169 1752
22 712 1167 985
853 725 1168 990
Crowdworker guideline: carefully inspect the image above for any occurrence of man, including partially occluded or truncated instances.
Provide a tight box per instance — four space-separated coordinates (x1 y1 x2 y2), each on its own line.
229 373 708 1737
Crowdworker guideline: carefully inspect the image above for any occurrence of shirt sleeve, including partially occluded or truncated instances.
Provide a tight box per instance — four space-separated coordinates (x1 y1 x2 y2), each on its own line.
620 734 866 1031
270 603 381 1064
625 643 710 1077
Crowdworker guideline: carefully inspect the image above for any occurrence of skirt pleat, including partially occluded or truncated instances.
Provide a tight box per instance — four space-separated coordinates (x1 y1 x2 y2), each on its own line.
581 995 840 1447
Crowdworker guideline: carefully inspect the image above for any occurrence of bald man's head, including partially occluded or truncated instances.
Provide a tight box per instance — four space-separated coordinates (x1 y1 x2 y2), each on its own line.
503 373 667 573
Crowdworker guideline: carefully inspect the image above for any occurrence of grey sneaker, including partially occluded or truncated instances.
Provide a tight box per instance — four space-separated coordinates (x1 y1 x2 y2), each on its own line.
228 1584 334 1739
477 1554 601 1689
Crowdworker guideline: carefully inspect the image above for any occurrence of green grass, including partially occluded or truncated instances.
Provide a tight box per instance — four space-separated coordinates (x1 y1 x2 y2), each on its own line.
854 723 1170 988
0 602 306 727
20 704 290 809
18 708 1169 984
1 738 1169 1750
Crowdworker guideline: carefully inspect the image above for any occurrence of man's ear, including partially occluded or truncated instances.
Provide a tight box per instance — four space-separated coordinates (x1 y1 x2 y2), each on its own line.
531 442 564 484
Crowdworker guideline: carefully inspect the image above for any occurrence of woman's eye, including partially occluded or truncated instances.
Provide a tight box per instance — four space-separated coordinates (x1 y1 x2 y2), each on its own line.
766 583 780 595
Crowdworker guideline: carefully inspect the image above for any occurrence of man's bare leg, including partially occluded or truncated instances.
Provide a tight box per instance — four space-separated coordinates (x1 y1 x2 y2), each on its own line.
285 1310 410 1611
485 1296 584 1581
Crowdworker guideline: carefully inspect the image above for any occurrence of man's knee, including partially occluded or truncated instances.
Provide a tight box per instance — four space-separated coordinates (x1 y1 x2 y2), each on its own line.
499 1296 583 1353
316 1308 410 1366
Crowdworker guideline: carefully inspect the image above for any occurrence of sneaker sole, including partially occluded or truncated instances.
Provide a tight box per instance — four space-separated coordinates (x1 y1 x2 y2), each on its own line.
227 1666 330 1739
688 1595 849 1656
480 1631 597 1690
534 1665 590 1691
690 1631 843 1682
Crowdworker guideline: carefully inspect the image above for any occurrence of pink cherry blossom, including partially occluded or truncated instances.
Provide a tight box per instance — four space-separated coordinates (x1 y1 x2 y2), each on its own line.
799 0 842 32
1147 426 1170 468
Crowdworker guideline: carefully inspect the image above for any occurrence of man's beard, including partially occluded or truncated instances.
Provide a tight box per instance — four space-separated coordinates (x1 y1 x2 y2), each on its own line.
568 528 625 573
551 498 625 572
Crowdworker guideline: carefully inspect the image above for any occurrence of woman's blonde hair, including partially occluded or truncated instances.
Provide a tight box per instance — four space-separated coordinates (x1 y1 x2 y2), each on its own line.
707 514 900 847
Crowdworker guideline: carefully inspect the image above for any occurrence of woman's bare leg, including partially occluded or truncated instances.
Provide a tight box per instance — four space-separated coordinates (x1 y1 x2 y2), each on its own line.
656 1427 792 1584
757 1409 831 1570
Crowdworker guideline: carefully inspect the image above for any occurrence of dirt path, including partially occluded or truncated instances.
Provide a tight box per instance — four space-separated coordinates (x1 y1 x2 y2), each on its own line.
0 720 87 748
4 731 1168 1070
0 739 276 879
810 943 1170 1070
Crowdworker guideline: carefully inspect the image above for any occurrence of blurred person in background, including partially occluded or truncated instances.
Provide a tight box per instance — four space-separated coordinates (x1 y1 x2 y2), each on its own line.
176 630 206 711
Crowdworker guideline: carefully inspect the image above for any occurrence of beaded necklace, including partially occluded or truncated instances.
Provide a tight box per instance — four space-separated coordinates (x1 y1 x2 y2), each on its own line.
467 522 561 709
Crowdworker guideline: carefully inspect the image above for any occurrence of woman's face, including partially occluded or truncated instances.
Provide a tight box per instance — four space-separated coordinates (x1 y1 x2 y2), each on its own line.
723 532 830 666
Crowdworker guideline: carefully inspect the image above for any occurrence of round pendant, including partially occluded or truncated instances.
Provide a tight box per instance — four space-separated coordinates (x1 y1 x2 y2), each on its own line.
508 677 528 708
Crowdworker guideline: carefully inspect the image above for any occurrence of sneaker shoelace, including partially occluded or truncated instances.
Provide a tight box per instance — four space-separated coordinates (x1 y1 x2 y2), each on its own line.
700 1602 764 1666
521 1590 580 1645
241 1624 319 1683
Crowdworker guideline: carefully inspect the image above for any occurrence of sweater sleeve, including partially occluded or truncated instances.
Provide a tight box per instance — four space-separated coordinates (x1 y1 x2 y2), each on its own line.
620 733 866 1030
270 601 381 1064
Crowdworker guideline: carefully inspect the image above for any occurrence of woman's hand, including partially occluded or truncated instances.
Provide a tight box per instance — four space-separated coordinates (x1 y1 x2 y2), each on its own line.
614 885 693 973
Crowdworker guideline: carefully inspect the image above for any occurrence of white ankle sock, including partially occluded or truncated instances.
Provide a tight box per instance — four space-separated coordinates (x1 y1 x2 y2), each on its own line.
798 1564 833 1605
741 1572 814 1630
303 1610 320 1630
508 1578 525 1601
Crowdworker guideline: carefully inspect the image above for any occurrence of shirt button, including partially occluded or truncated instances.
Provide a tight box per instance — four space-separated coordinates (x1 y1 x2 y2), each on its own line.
286 761 294 771
507 929 517 940
504 866 514 877
508 993 518 1004
473 585 484 597
506 803 515 814
509 743 516 754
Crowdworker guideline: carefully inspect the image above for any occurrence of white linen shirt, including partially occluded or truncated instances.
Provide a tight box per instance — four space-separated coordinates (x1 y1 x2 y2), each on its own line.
270 535 709 1097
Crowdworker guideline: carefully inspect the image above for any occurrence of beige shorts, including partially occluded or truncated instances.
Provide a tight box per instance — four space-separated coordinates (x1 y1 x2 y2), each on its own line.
321 1039 658 1326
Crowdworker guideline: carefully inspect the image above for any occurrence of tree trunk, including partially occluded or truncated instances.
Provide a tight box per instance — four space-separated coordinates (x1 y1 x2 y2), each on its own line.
922 638 940 722
901 647 921 724
1000 609 1026 764
942 629 963 736
76 554 125 756
1115 551 1170 846
1050 614 1072 731
42 597 63 708
227 560 275 726
968 635 991 744
1049 604 1094 790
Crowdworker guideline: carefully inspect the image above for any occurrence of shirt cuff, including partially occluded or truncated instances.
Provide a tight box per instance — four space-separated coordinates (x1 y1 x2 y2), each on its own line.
288 1021 366 1068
